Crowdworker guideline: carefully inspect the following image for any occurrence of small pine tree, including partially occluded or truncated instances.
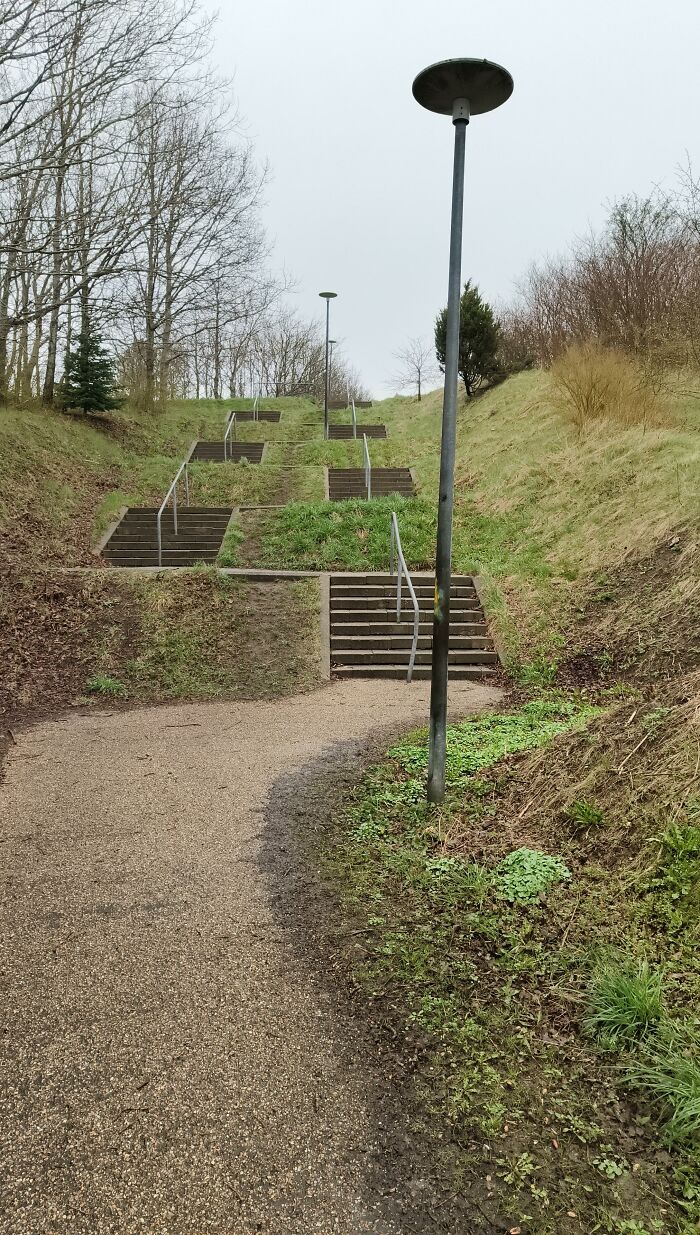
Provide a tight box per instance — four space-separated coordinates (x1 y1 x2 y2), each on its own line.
434 280 500 397
62 321 122 414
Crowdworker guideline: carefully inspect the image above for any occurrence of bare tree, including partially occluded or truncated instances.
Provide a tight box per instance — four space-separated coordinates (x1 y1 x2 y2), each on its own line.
500 188 700 370
391 335 436 400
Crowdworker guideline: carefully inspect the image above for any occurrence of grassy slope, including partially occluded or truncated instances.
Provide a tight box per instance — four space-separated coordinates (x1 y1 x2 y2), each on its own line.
0 397 326 722
284 375 700 1232
0 396 325 563
257 372 699 676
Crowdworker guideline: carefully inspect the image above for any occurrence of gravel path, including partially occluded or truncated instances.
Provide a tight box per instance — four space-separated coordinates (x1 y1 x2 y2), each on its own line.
0 679 501 1234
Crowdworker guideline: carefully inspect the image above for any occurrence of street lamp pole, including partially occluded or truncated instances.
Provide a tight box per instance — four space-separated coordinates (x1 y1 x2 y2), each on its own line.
319 292 337 439
329 339 337 405
413 58 513 804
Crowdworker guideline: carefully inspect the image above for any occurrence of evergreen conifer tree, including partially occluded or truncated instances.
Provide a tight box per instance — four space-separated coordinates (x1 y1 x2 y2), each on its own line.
62 321 122 414
435 281 500 397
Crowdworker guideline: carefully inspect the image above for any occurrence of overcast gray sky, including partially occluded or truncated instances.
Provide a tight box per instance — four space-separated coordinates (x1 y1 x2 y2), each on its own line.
207 0 700 397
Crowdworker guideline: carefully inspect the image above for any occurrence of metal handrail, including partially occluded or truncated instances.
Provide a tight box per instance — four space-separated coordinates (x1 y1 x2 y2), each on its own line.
390 512 420 683
223 410 237 460
156 459 190 568
253 394 259 422
363 432 371 499
351 398 357 439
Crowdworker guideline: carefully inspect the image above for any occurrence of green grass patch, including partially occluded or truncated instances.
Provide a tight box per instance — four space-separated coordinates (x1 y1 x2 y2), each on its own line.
628 1028 700 1145
216 518 245 568
257 495 437 571
585 959 665 1047
84 673 129 699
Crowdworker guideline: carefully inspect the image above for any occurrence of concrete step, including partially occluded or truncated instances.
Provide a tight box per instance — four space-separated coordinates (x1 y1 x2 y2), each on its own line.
108 523 230 538
106 538 226 550
331 634 492 651
333 648 499 666
333 573 475 584
330 582 477 599
331 621 488 637
103 550 220 565
333 665 496 681
327 424 387 439
190 442 264 463
234 410 280 422
330 596 482 613
120 507 233 516
329 468 411 477
330 487 414 501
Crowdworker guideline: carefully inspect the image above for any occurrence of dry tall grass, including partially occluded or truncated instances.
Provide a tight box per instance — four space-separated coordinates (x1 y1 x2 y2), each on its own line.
550 342 668 432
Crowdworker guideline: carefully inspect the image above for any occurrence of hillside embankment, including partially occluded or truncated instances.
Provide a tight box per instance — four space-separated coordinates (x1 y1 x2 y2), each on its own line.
0 397 326 739
294 372 700 1234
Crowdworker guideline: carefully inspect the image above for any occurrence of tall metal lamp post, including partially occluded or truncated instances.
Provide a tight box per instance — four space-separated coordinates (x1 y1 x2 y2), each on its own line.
329 339 337 403
413 58 513 804
319 292 337 439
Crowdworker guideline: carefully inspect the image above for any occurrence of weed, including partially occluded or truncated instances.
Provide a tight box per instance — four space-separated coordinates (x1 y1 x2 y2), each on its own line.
641 706 672 731
85 674 128 699
565 798 605 829
593 1155 628 1178
615 1223 664 1235
627 1027 700 1144
516 654 560 687
501 1151 537 1186
495 847 571 903
645 818 700 933
390 698 599 786
584 959 664 1046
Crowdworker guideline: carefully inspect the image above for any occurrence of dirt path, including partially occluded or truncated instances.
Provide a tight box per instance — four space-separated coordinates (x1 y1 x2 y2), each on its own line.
0 679 501 1235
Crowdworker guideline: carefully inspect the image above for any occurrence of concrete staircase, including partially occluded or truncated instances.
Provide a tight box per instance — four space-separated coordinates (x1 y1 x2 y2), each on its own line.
101 507 233 567
190 441 264 463
329 573 499 680
235 410 280 423
328 468 414 500
327 424 387 440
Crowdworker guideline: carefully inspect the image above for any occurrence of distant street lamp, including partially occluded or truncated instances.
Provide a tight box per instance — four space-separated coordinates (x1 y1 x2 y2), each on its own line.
319 292 337 439
413 58 513 805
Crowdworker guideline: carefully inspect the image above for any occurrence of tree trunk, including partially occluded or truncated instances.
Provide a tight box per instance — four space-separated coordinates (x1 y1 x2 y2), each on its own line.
42 157 67 406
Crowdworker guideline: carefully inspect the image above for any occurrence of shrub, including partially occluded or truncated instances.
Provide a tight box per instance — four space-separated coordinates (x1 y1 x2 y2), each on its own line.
550 341 666 432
